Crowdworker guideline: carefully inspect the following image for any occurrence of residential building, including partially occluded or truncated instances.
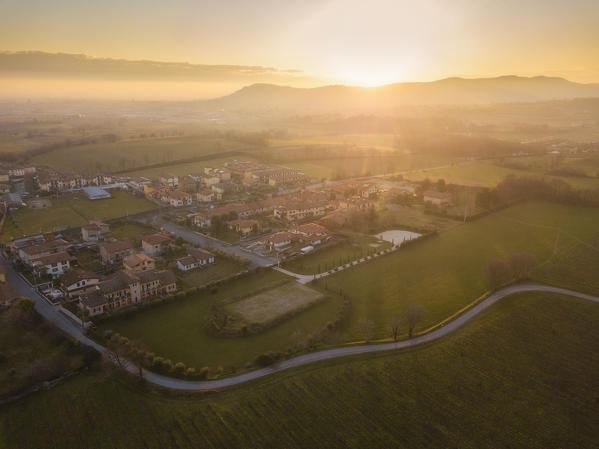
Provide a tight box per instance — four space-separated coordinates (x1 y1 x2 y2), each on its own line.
159 173 179 188
123 253 156 272
176 248 215 271
31 251 74 277
204 167 231 181
18 239 70 265
164 190 193 207
141 233 173 256
423 190 453 206
99 240 134 265
59 269 100 299
290 222 331 245
80 269 177 316
180 175 198 193
273 200 327 221
81 221 111 243
197 189 215 203
227 219 260 236
263 231 294 251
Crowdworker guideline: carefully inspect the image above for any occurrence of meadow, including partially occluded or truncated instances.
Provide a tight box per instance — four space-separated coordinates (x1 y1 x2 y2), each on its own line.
30 135 252 173
97 269 343 370
3 292 599 448
405 161 599 189
323 201 599 341
268 133 399 151
2 191 158 242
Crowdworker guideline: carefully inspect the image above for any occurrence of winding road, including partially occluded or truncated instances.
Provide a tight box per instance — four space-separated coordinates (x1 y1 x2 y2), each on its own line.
3 255 598 391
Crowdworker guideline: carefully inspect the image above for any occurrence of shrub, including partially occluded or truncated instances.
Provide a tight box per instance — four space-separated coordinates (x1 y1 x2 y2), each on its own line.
185 367 196 377
254 351 280 367
174 362 186 375
152 356 165 371
163 359 174 372
199 366 210 379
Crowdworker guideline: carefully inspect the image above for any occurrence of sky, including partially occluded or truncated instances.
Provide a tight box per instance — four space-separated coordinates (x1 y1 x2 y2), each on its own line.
1 0 598 97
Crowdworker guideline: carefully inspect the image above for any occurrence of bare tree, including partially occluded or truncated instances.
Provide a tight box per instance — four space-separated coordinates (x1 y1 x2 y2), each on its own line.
106 334 126 369
404 303 424 338
124 340 148 380
388 316 402 341
359 317 376 342
508 252 537 279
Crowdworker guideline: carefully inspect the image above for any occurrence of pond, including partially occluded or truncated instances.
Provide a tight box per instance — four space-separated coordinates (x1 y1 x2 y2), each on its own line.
375 229 421 244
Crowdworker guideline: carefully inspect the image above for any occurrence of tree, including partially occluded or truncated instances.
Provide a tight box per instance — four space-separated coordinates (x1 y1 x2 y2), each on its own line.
106 333 126 369
508 252 537 279
124 340 148 380
404 303 424 338
388 316 402 341
358 317 376 342
436 178 446 192
486 259 513 288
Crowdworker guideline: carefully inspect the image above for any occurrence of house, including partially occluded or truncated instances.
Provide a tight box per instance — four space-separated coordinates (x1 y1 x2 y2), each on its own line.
176 248 215 271
59 269 100 299
290 222 331 245
123 253 156 272
79 269 177 316
128 177 152 191
197 189 215 203
0 265 20 306
227 219 260 236
273 200 327 221
357 182 378 198
180 175 198 193
18 239 70 265
263 232 295 251
165 190 193 207
141 233 173 256
423 190 453 206
159 173 179 188
99 240 134 265
204 167 231 181
81 221 111 243
31 251 74 277
191 204 246 228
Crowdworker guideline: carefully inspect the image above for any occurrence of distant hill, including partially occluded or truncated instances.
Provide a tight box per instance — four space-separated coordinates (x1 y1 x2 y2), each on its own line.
214 76 599 110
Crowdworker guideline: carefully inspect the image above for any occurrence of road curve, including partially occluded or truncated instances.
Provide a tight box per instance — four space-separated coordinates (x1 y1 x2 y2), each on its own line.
3 255 597 391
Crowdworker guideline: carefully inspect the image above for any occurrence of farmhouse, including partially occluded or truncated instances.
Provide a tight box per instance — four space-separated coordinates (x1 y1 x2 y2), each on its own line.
423 190 453 206
142 233 173 256
59 269 100 299
99 240 134 265
123 253 155 272
81 221 111 243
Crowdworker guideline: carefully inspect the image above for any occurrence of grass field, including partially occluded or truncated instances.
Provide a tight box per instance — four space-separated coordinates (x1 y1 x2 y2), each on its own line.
282 233 392 275
323 202 599 341
110 221 156 248
30 135 252 173
405 161 599 189
269 133 399 151
2 191 158 242
177 257 248 289
227 282 324 326
3 292 599 448
98 269 343 370
533 232 599 295
285 154 454 179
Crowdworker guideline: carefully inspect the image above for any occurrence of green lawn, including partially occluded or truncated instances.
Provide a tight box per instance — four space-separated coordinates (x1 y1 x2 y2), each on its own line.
282 233 392 275
405 161 599 189
75 247 103 272
2 191 158 242
177 257 248 289
30 135 252 173
98 269 343 370
110 221 156 248
323 202 599 341
3 292 599 448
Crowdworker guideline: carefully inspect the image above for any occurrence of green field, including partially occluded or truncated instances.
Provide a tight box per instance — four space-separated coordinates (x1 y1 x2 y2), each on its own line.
2 191 158 242
323 202 599 341
405 161 599 189
3 292 599 448
30 135 252 173
269 133 399 151
121 155 258 179
110 221 156 247
177 257 248 289
283 233 392 275
98 269 343 370
286 154 454 179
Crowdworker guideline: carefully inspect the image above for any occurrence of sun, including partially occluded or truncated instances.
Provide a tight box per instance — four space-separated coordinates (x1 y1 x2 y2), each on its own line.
331 66 407 87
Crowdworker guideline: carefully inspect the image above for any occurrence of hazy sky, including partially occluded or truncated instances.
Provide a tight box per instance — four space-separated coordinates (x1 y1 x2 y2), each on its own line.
2 0 599 85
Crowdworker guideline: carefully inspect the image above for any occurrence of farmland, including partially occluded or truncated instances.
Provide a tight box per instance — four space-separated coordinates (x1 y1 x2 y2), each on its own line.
405 161 599 189
269 133 399 151
97 269 343 370
323 201 599 341
30 135 254 173
2 191 158 242
3 292 599 448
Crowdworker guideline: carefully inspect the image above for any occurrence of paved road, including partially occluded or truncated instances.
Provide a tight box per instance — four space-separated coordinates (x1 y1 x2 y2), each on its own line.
4 257 597 391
